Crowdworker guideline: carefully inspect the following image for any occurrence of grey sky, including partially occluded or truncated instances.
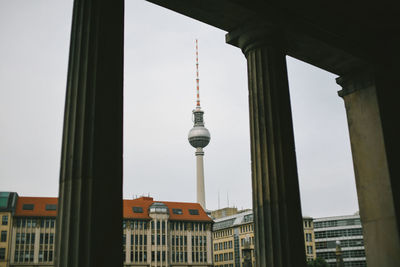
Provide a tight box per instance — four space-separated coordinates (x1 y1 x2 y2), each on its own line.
0 0 358 218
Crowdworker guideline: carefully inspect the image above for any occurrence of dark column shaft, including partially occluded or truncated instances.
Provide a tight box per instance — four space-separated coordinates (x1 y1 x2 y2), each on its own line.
55 0 124 266
227 26 306 267
247 46 306 267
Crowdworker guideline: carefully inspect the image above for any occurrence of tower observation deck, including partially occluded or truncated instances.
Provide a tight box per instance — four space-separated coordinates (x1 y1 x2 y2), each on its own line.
188 39 210 209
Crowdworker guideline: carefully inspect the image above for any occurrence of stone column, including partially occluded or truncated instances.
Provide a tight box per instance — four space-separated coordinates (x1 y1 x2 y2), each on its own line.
226 24 306 267
337 70 400 267
54 0 124 267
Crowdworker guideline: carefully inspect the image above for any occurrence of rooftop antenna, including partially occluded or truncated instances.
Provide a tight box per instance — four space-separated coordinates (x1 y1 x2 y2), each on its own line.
195 39 200 108
218 190 220 209
227 192 230 208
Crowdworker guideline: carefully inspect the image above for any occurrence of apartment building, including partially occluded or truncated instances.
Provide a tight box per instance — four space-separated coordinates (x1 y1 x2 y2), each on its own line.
1 193 213 267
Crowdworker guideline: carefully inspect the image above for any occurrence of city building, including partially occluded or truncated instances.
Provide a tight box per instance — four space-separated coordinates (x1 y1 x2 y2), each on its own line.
303 217 316 261
211 209 316 267
1 194 213 267
314 213 366 267
0 192 18 267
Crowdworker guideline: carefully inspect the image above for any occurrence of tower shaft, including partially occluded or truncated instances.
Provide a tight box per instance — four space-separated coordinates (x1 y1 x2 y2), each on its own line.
196 147 206 208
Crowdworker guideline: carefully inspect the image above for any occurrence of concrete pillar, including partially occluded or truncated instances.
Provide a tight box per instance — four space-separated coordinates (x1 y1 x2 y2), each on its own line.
226 24 306 267
337 70 400 266
54 0 124 267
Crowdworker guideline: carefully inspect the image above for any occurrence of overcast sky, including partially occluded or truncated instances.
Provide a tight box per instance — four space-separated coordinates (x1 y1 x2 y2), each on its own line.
0 0 359 218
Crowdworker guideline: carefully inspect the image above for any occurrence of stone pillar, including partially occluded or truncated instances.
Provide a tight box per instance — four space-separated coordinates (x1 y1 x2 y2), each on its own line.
337 70 400 267
226 24 306 267
54 0 124 267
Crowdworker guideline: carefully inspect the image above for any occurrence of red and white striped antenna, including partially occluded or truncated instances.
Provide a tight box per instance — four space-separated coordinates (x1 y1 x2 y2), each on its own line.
195 39 200 108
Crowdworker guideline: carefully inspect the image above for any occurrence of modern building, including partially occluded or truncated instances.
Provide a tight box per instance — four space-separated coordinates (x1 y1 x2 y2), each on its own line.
1 194 213 267
0 192 18 267
314 213 366 267
212 209 316 267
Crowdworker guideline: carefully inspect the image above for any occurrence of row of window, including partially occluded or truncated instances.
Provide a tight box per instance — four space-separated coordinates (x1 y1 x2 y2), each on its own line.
314 218 361 229
315 228 363 239
15 233 54 245
213 229 233 238
316 249 366 260
130 234 148 245
316 239 364 249
214 252 234 262
171 235 187 246
304 220 313 228
214 240 233 251
15 217 55 228
14 249 54 263
22 204 57 211
128 250 147 262
327 261 366 267
240 236 254 246
215 264 234 267
123 220 147 230
240 224 253 233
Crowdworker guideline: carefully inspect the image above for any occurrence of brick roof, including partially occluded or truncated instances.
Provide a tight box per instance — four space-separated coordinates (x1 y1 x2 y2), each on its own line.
15 196 212 222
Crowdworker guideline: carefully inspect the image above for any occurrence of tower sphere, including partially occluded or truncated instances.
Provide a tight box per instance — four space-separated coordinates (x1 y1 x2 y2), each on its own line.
188 126 210 148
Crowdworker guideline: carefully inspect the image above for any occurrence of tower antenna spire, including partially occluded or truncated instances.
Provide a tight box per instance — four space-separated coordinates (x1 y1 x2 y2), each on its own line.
196 39 200 108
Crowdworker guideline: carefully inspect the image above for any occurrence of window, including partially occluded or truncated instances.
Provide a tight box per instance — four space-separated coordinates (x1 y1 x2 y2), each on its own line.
1 215 8 225
0 231 6 242
173 208 183 214
0 248 5 260
132 206 143 213
45 204 57 210
22 204 34 210
306 233 312 242
307 246 313 254
189 209 199 215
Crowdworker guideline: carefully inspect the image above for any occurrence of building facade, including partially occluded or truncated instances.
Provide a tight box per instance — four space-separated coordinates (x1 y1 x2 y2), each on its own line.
0 192 18 267
1 194 213 267
303 217 316 261
212 209 317 267
314 213 366 267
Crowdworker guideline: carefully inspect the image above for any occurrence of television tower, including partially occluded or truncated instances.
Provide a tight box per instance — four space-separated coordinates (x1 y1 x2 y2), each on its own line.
188 39 211 209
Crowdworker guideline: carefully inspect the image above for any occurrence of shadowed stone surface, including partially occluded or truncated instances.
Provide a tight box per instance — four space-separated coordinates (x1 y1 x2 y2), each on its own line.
54 0 124 266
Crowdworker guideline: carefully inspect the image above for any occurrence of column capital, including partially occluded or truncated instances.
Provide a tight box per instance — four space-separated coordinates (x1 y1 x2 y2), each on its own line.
336 68 375 97
226 21 284 55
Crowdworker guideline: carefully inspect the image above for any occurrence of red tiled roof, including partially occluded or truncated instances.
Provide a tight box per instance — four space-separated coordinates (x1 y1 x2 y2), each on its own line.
15 197 58 217
15 196 212 222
